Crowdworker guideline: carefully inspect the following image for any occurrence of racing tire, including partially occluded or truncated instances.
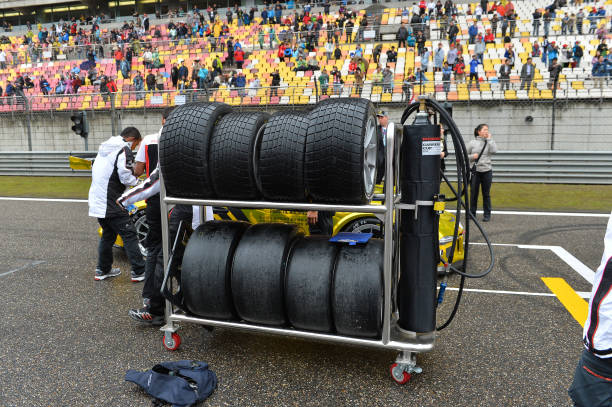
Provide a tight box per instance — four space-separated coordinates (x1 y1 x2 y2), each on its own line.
256 112 310 201
210 111 270 199
332 239 384 338
285 236 337 333
305 98 378 204
231 223 300 326
181 221 250 319
340 216 383 239
159 102 232 198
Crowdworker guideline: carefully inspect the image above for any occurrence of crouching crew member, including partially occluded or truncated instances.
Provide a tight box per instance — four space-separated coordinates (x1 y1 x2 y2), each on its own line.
117 165 212 325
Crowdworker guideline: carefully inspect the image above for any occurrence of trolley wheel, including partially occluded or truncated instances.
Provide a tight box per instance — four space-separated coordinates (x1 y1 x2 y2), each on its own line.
390 363 411 385
163 332 181 351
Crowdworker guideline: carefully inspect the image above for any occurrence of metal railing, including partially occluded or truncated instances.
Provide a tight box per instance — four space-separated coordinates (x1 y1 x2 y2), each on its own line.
2 150 611 184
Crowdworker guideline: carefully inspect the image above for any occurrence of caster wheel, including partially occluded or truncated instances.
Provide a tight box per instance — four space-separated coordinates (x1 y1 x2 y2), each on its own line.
163 332 181 351
390 363 411 385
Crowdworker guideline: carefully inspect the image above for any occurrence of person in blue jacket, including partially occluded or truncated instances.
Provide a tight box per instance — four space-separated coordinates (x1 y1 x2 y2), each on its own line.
468 22 478 44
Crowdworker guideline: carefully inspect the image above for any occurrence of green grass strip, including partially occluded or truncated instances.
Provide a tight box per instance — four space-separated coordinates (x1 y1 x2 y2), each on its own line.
0 176 610 212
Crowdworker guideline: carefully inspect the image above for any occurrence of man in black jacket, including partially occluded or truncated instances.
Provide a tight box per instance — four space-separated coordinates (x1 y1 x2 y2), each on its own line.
397 23 408 48
270 69 280 97
520 57 535 91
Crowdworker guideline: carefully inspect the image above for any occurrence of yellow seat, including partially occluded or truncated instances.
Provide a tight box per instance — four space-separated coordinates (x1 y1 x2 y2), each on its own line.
504 90 517 99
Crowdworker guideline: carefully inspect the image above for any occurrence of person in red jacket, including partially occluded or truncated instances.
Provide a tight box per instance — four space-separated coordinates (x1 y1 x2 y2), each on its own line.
453 56 466 82
234 46 245 69
278 43 287 62
114 47 124 73
484 29 495 44
107 76 118 93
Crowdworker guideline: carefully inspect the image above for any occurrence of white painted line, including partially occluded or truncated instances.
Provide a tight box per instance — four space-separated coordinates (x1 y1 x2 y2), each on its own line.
446 287 592 299
0 260 46 278
0 197 87 203
449 209 609 218
471 242 596 284
446 287 556 297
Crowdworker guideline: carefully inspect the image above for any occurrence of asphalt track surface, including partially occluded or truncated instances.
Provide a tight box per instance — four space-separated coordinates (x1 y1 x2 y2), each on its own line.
0 199 608 407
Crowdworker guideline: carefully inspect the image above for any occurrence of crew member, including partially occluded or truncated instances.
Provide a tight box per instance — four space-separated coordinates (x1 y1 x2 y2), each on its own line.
376 110 389 183
569 212 612 406
88 127 145 281
118 166 213 325
131 106 174 299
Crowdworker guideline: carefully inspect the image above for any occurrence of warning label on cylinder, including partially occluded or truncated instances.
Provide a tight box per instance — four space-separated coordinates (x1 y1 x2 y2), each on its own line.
422 138 441 156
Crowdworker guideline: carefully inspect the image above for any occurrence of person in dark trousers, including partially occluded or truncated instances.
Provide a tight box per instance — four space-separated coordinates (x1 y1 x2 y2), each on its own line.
307 211 334 235
467 123 497 222
120 107 174 321
88 127 145 281
375 110 389 183
270 69 280 97
569 213 612 407
118 171 207 324
131 107 175 313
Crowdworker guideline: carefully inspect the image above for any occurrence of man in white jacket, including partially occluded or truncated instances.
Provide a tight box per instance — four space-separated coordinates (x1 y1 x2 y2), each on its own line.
569 212 612 406
88 127 145 281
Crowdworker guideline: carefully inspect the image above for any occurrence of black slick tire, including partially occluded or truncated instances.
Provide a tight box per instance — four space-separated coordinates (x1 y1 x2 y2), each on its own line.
256 112 309 201
181 221 250 319
332 239 384 338
158 102 232 198
209 111 270 199
231 223 300 326
285 236 337 332
305 98 378 204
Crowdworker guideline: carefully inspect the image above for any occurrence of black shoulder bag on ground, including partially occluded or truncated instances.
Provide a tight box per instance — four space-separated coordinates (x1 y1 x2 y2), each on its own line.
470 140 488 181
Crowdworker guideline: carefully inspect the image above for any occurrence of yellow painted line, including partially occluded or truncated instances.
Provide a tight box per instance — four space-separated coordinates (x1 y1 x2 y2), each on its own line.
541 277 589 327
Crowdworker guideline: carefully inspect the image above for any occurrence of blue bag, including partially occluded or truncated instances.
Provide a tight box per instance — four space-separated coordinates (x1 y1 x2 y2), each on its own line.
125 360 217 407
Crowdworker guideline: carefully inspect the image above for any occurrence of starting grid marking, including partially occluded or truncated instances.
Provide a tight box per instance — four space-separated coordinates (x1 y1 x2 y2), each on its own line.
464 242 593 326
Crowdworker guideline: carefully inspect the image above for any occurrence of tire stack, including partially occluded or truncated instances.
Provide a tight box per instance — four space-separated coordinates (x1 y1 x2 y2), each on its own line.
158 99 379 203
181 221 384 338
160 99 384 339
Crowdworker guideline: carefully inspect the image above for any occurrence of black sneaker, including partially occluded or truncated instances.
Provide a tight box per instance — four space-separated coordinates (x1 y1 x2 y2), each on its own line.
129 308 164 326
483 216 491 222
131 270 145 282
95 267 121 281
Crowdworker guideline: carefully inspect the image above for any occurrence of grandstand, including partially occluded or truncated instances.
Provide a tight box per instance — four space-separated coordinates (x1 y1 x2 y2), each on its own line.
0 0 608 112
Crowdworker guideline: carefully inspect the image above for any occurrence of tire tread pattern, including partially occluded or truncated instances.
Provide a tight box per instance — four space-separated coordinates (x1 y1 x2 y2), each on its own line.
158 102 232 198
257 112 309 201
305 98 376 203
209 111 269 199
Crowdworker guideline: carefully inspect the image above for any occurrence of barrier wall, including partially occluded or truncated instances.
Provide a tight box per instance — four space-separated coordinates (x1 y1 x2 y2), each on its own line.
0 100 610 152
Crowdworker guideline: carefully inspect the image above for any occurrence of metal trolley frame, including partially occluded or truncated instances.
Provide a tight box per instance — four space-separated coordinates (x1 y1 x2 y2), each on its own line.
159 122 434 376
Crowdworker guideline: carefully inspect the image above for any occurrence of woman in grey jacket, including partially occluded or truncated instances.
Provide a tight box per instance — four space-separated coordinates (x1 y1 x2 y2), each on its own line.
468 124 498 222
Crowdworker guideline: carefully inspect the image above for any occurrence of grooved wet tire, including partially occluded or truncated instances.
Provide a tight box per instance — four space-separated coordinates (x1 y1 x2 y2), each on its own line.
181 221 250 319
158 102 232 198
305 98 378 204
333 239 384 338
285 236 337 332
210 111 270 199
256 112 309 201
231 223 300 326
